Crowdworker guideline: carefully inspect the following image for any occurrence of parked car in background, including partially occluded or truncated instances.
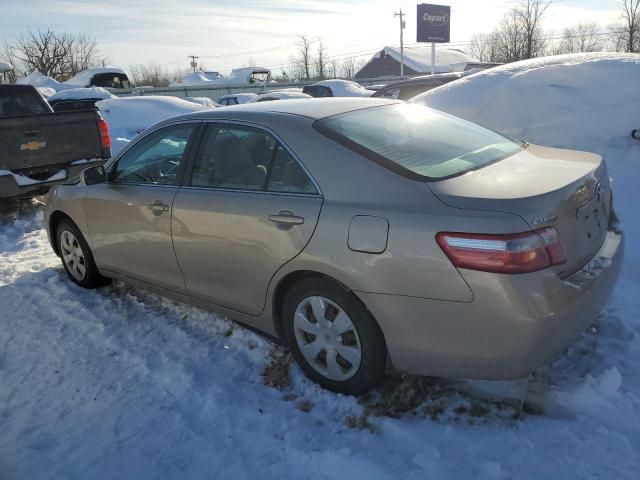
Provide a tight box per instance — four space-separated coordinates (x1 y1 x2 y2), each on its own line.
303 79 372 98
0 62 12 84
371 72 469 100
0 84 111 200
45 98 623 396
253 90 312 102
170 67 273 88
218 93 258 106
64 68 132 90
47 87 116 113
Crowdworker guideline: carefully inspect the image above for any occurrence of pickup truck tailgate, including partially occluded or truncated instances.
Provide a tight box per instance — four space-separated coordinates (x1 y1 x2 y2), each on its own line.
0 110 106 173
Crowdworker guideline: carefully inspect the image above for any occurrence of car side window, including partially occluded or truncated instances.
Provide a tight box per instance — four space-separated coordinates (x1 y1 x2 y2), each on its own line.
190 126 275 190
110 124 194 185
267 145 318 194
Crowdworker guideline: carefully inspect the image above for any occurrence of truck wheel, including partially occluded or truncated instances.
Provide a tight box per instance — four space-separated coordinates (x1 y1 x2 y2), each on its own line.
282 276 387 396
57 219 110 289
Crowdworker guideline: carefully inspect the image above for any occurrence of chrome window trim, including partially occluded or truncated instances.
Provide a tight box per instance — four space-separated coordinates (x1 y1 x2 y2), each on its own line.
180 185 322 198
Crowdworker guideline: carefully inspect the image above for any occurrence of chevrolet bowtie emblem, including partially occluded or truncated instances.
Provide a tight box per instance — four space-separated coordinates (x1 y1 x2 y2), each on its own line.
20 140 47 151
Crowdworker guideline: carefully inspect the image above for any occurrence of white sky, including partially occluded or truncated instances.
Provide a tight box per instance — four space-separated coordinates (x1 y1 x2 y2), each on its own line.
0 0 625 75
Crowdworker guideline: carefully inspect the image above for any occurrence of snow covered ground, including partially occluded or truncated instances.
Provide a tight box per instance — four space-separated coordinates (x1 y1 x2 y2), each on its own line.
1 53 640 479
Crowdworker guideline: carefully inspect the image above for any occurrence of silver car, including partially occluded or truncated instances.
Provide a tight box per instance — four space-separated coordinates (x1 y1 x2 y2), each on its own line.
45 99 624 395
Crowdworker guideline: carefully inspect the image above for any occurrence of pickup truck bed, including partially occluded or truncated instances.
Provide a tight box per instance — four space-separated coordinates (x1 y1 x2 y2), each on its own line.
0 85 111 200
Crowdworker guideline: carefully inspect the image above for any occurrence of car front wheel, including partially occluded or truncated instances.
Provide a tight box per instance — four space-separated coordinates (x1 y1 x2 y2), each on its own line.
57 219 110 289
283 276 387 396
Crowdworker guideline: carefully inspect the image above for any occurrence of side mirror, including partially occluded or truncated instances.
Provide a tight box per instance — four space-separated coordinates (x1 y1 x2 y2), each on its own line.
83 165 107 185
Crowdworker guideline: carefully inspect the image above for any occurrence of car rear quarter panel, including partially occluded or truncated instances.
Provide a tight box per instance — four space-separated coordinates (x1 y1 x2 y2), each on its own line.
263 115 531 305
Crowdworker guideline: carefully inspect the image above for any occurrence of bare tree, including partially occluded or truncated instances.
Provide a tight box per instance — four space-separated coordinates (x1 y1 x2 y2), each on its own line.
327 58 339 78
469 32 500 62
559 22 602 53
488 0 551 63
340 56 358 78
129 63 188 87
68 34 107 76
315 39 327 79
296 34 314 80
621 0 640 52
516 0 551 59
3 29 108 81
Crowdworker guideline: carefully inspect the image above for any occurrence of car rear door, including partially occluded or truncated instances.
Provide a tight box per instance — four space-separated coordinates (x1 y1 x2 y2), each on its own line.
85 122 200 292
171 122 323 316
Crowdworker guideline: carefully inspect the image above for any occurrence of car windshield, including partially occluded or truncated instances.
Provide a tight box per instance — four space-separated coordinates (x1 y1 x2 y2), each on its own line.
316 103 523 180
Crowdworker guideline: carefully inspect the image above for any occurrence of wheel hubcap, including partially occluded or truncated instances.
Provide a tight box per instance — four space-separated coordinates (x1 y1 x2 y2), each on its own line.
60 230 86 281
293 296 362 381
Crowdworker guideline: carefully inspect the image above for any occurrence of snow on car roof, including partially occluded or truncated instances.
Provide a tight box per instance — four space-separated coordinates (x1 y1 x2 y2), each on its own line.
414 52 640 149
48 87 116 102
311 79 372 97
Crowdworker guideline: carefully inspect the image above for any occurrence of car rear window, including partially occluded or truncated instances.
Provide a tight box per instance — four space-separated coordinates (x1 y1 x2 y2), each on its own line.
0 88 50 116
314 103 523 180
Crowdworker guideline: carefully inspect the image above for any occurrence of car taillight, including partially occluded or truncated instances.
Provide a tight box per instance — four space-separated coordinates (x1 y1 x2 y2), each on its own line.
98 117 111 151
436 227 567 274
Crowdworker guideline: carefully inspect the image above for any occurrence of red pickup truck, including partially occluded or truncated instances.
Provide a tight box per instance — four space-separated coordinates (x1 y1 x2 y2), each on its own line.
0 84 111 200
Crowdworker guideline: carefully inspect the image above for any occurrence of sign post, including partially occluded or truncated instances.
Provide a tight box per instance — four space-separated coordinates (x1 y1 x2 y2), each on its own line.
416 3 451 75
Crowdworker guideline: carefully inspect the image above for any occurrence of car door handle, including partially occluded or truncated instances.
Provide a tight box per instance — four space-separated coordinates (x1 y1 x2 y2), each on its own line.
147 201 169 215
269 211 304 226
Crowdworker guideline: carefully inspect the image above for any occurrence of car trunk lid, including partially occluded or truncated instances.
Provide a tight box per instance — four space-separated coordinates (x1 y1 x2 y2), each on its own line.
427 144 612 277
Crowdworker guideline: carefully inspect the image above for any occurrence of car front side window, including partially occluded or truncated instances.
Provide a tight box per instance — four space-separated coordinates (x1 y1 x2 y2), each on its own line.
110 124 195 185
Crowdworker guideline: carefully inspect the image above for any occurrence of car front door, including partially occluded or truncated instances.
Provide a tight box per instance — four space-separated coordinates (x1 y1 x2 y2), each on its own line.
171 123 323 316
85 122 199 292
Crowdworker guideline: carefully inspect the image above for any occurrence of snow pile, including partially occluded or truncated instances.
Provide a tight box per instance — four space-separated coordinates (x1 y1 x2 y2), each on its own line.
368 46 477 75
169 71 223 87
96 96 211 154
48 87 116 102
16 70 69 91
311 79 373 97
415 53 640 149
183 96 219 108
169 68 271 87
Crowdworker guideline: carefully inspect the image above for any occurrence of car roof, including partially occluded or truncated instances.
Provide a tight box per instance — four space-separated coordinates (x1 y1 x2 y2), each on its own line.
167 97 400 123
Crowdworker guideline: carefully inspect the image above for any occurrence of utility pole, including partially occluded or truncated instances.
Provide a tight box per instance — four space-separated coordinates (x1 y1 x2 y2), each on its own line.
187 55 199 73
394 9 406 78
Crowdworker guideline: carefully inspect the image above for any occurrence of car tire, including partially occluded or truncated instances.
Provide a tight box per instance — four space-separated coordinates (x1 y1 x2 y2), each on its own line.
56 219 110 289
282 276 387 396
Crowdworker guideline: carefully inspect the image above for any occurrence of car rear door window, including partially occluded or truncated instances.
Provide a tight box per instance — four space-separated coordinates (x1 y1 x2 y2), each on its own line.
110 124 195 185
190 124 318 194
190 126 274 190
267 145 317 194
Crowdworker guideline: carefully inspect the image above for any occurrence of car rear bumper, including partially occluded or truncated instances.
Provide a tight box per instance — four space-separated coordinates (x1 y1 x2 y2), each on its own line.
0 159 105 200
356 226 625 380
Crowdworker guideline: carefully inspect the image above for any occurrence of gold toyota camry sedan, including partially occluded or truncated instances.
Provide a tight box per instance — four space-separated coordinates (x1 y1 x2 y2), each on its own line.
45 98 624 395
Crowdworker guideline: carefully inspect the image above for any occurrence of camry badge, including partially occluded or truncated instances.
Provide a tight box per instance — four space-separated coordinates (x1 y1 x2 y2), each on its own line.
532 215 557 226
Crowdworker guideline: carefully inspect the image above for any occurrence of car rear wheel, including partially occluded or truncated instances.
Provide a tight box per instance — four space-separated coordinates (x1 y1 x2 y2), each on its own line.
57 219 110 289
282 276 387 396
